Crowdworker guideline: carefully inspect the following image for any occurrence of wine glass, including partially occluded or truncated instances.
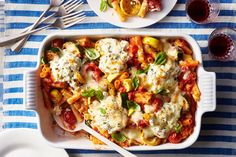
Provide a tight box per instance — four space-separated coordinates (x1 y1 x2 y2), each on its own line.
186 0 220 24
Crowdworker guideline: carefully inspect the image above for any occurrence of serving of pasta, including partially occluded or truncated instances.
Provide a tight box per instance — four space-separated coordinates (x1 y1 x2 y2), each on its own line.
40 35 201 147
99 0 162 22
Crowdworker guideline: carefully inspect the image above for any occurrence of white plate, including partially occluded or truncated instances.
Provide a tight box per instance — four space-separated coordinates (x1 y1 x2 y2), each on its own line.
0 129 69 157
87 0 177 28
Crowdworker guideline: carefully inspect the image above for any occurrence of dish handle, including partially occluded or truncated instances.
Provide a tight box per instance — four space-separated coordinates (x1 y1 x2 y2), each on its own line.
198 68 216 113
24 70 38 110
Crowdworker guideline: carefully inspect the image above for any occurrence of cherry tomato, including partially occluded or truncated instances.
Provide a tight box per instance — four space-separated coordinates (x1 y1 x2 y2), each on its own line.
84 62 103 82
168 132 182 144
61 109 77 126
148 0 162 12
152 97 163 111
51 39 64 49
138 120 150 128
128 92 135 100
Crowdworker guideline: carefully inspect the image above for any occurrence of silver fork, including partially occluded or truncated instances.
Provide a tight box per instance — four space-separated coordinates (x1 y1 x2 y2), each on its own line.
0 11 85 47
11 0 84 52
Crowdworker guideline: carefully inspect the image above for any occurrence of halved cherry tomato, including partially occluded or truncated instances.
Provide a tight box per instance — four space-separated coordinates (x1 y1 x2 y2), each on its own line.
152 97 163 111
84 62 103 82
168 132 182 144
138 120 150 128
61 109 77 126
51 39 64 49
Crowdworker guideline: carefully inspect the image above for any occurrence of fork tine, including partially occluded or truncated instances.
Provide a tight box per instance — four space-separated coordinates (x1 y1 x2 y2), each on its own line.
61 10 84 19
64 15 85 28
64 0 77 10
62 12 85 25
62 0 74 7
66 0 83 13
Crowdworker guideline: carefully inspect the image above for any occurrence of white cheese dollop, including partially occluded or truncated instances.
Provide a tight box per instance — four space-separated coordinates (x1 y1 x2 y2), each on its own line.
50 50 81 89
88 96 128 134
96 38 129 74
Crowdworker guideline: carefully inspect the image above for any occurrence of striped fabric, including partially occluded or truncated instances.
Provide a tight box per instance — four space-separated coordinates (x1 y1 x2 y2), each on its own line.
1 0 236 156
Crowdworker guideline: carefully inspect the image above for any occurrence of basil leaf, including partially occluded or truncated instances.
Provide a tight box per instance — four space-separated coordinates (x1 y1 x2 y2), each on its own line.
111 133 127 142
81 89 96 97
121 93 128 109
85 48 100 60
132 76 139 90
41 56 47 64
50 47 60 53
100 108 106 114
156 88 170 95
175 123 182 133
95 90 104 100
85 120 92 127
154 52 167 65
127 101 140 110
136 66 150 74
100 0 108 12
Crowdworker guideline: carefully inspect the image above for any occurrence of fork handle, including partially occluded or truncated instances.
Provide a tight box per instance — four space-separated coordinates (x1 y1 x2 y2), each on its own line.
0 25 52 47
10 5 51 52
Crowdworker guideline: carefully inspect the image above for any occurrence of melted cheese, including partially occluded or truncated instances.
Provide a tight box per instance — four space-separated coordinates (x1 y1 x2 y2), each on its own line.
96 38 129 74
50 50 81 89
88 96 128 134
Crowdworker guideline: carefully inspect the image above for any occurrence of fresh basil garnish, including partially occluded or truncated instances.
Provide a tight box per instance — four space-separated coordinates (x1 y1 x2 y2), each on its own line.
136 66 150 74
100 0 108 12
99 108 106 114
121 93 128 109
111 133 127 142
174 123 182 133
81 89 96 97
85 48 100 60
132 76 139 90
154 52 167 65
95 90 104 100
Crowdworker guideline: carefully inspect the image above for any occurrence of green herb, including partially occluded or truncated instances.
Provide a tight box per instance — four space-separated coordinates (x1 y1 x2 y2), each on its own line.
81 89 96 97
81 89 104 101
85 48 100 60
121 93 128 109
107 0 113 8
50 47 60 53
95 90 104 100
132 76 139 90
100 108 106 114
175 123 182 133
85 120 92 127
127 101 140 115
111 133 127 142
41 56 47 64
100 0 108 12
154 52 167 65
156 88 170 95
136 66 150 74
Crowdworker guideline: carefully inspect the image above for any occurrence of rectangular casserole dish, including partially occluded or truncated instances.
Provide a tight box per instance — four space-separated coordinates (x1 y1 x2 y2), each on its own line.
24 29 216 150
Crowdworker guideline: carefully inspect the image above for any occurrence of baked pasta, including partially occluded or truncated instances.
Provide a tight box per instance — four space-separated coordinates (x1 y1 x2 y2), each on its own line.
100 0 162 22
40 36 200 147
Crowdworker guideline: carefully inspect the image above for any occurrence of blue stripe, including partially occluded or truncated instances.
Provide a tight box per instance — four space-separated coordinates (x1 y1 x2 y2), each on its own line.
6 22 236 29
3 122 37 129
203 61 236 68
0 83 3 102
216 73 236 79
217 86 236 92
66 148 236 155
5 48 38 55
4 61 37 68
199 135 236 142
204 112 236 118
202 124 236 131
217 98 236 106
3 98 23 105
6 0 50 4
3 110 36 117
4 87 23 93
3 74 23 81
5 10 235 17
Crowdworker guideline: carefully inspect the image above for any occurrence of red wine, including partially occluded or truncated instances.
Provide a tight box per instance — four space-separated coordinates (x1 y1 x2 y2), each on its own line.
187 0 210 23
209 34 233 58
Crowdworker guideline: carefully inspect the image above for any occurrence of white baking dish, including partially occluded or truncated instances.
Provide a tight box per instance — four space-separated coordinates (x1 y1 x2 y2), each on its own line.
24 29 216 150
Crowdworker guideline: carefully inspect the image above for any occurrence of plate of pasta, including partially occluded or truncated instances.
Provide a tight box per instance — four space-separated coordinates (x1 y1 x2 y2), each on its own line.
87 0 177 28
25 30 216 150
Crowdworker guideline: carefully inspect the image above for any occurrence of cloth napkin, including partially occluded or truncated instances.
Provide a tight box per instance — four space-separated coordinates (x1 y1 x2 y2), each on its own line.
1 0 236 156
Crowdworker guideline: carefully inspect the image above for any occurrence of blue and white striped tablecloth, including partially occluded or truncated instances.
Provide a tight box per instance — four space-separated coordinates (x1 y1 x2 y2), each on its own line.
1 0 236 156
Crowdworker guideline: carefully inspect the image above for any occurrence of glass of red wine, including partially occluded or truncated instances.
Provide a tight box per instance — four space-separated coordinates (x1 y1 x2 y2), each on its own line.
186 0 220 24
208 28 236 61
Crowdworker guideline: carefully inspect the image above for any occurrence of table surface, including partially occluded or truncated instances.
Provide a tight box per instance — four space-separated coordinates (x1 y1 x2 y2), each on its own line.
0 0 236 157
